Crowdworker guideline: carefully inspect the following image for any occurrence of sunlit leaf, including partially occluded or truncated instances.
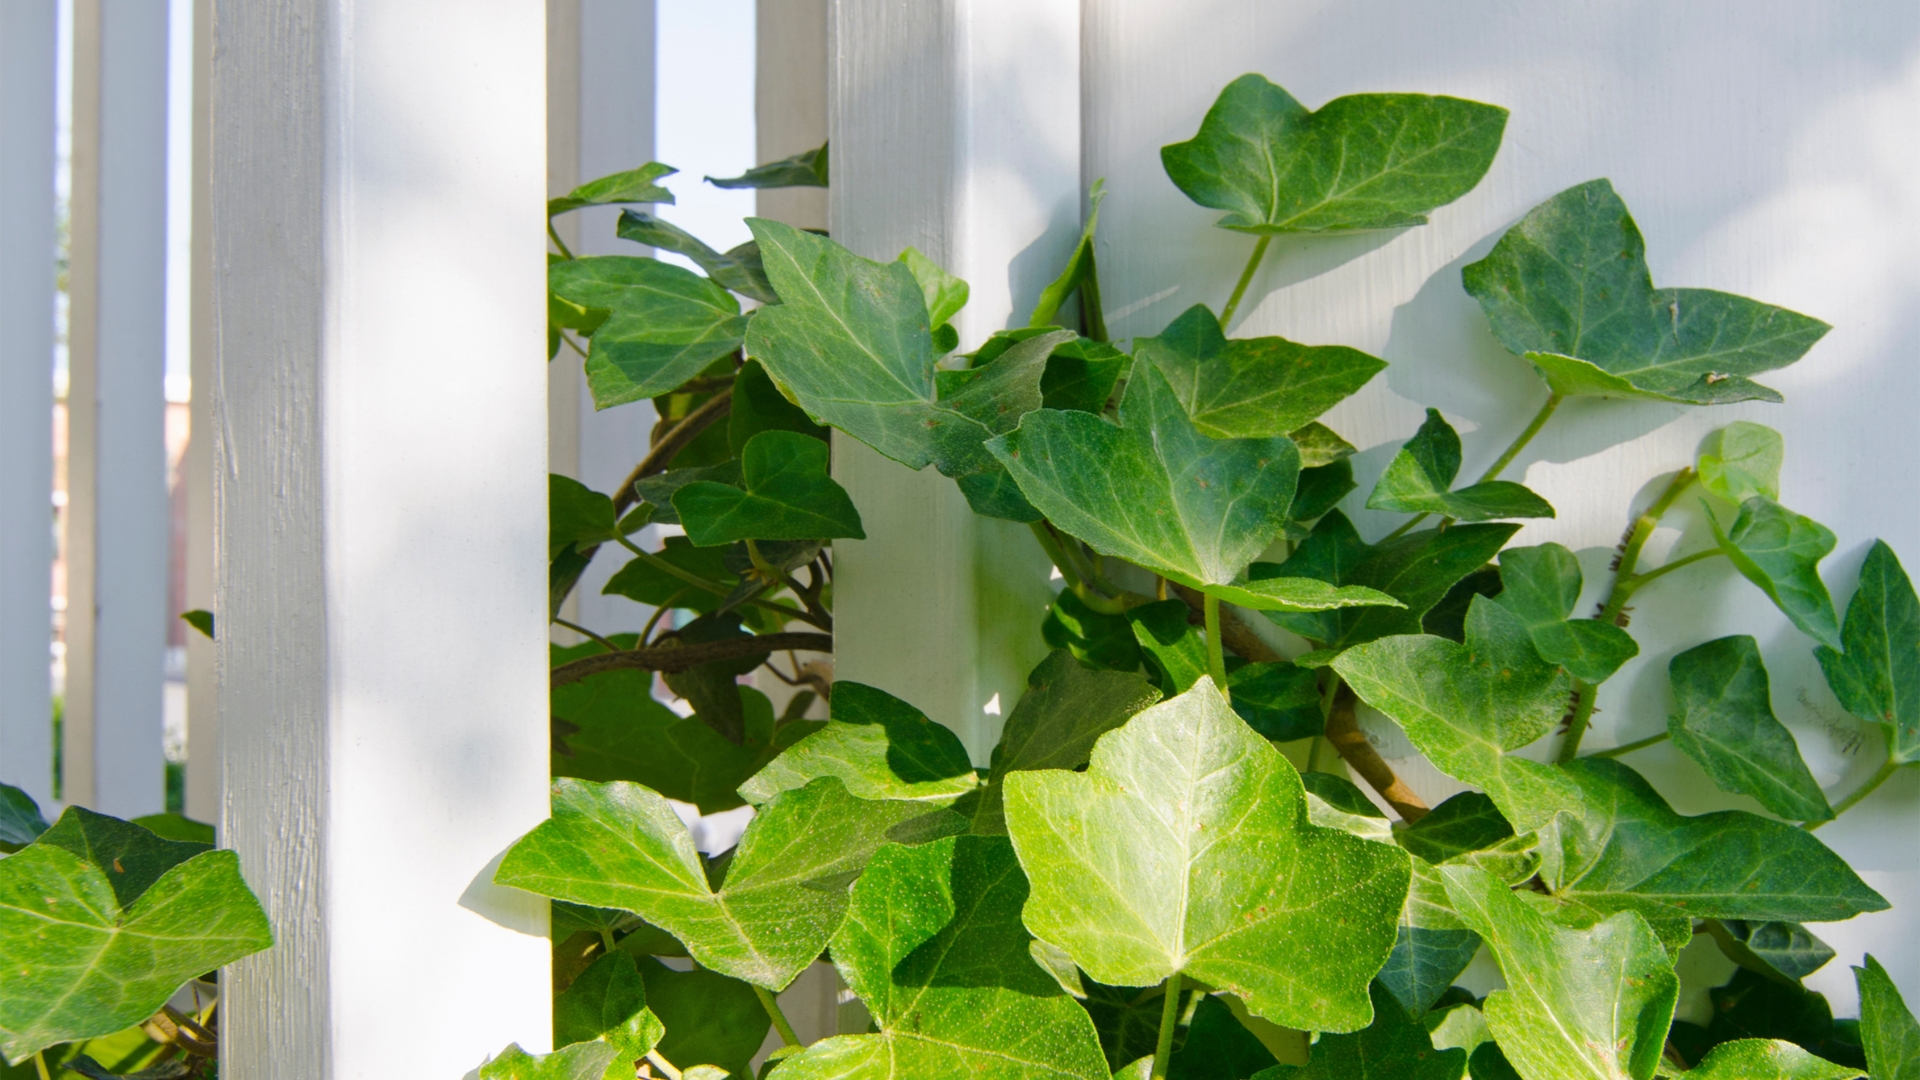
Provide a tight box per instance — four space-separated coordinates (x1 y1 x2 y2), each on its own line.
615 210 775 303
1133 305 1385 438
1670 1040 1863 1080
1856 955 1920 1080
549 257 747 410
549 162 676 216
738 682 979 806
708 143 828 189
553 952 663 1075
1668 637 1831 822
479 1042 621 1080
1814 540 1920 764
1711 497 1841 650
1254 983 1467 1079
1366 410 1554 523
1698 422 1784 506
1494 544 1638 682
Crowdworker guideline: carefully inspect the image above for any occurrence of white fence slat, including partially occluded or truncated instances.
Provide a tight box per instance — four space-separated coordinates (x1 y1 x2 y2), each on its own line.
828 0 1081 763
212 1 553 1074
65 0 171 817
0 3 60 807
757 0 828 230
183 0 217 826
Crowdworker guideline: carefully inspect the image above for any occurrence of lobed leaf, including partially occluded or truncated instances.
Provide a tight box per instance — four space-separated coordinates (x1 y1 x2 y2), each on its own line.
1029 180 1107 338
1133 305 1385 439
1711 497 1841 650
1494 543 1638 682
549 257 747 411
631 461 742 526
479 1043 621 1080
550 475 620 560
1667 637 1831 822
549 162 676 216
1365 410 1554 523
1668 1040 1863 1080
1856 955 1920 1080
738 682 979 806
729 359 829 456
1814 540 1920 764
615 210 775 304
553 952 664 1075
674 430 865 546
634 956 769 1076
1697 422 1784 506
1707 920 1835 983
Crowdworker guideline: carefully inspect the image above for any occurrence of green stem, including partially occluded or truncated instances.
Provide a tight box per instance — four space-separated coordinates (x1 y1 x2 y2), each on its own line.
618 536 730 597
1809 759 1902 829
1381 513 1430 543
755 984 802 1047
1203 593 1229 698
34 1053 50 1080
1587 731 1669 759
1219 236 1274 329
1621 547 1723 591
1029 522 1128 614
1477 393 1563 484
553 617 620 654
1151 972 1184 1080
547 220 574 260
598 928 617 955
645 1049 684 1080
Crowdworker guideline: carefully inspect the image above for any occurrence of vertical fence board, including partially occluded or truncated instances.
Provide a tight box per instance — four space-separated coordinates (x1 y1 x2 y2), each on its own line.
184 0 217 826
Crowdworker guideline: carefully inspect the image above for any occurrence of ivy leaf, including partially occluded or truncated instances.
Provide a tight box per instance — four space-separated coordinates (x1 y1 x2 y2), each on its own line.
1462 179 1829 405
1443 864 1678 1080
1814 540 1920 764
1161 74 1506 234
0 784 48 850
1041 338 1129 414
1542 758 1887 925
1290 461 1356 526
554 952 664 1073
614 210 775 304
549 257 748 410
631 461 742 526
899 246 969 348
634 955 769 1076
1396 792 1514 865
1494 544 1639 682
1254 983 1467 1079
707 142 828 189
1856 955 1920 1080
1708 920 1835 983
549 162 676 216
1698 422 1784 506
737 682 979 806
1671 1040 1865 1080
673 431 864 546
1042 589 1143 672
1334 597 1576 832
1133 304 1385 438
770 836 1110 1080
1004 678 1411 1032
479 1043 621 1080
1030 180 1108 338
496 776 942 991
1366 409 1555 523
0 816 274 1062
1128 599 1212 694
1668 637 1831 822
550 475 620 560
1711 498 1841 650
600 536 739 614
1167 994 1282 1080
1693 968 1857 1070
1291 424 1357 470
970 650 1161 835
1228 662 1325 741
60 1057 189 1080
730 359 829 456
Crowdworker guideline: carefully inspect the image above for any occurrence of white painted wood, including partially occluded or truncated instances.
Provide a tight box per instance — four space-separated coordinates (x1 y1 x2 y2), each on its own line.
64 0 171 817
829 0 1080 763
757 0 828 230
183 0 217 826
0 2 59 808
1084 0 1920 1010
210 1 552 1075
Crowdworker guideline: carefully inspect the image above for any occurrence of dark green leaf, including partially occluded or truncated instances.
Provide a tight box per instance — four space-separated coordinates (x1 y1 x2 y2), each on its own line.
600 536 738 613
1462 179 1829 404
1030 179 1107 338
126 813 214 846
1815 540 1920 764
178 609 214 641
1494 543 1638 682
1712 498 1841 650
1703 968 1844 1063
1290 461 1355 527
480 1043 621 1080
1668 637 1831 822
36 808 210 909
1421 565 1502 644
0 785 48 849
674 431 864 546
1377 925 1482 1021
955 467 1045 522
1127 599 1211 694
631 461 742 526
1255 983 1467 1079
1162 74 1506 234
1005 678 1411 1032
1396 792 1513 865
554 952 663 1066
1252 511 1373 642
61 1057 188 1080
549 257 747 411
551 475 620 560
549 162 676 216
660 613 761 744
1042 589 1142 672
1366 409 1555 523
1856 955 1920 1080
1467 1042 1521 1080
1299 772 1384 819
1169 994 1279 1080
1698 422 1784 506
1041 338 1129 415
738 682 978 806
1265 520 1519 649
1133 304 1385 438
1709 920 1835 983
707 143 827 189
615 209 775 303
635 956 769 1076
730 359 828 457
1228 662 1324 742
1082 981 1171 1073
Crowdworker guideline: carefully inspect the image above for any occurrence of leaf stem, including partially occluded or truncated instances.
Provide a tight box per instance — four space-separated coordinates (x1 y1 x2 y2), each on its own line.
1621 547 1723 591
553 617 621 654
618 537 732 597
1029 522 1128 614
1809 758 1902 829
1477 393 1564 484
1219 236 1274 329
1151 973 1184 1079
639 590 689 645
547 220 574 260
645 1049 684 1080
598 928 617 955
1204 593 1229 699
1586 731 1669 759
755 984 802 1047
34 1053 50 1080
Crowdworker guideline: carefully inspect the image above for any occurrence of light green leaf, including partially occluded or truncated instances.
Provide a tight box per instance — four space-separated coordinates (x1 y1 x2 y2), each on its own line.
673 431 864 546
549 257 747 410
0 784 48 849
553 952 663 1074
1542 758 1886 925
770 836 1110 1080
1004 678 1411 1032
1711 498 1841 650
0 815 274 1063
1254 983 1467 1079
1334 597 1576 832
1133 305 1385 438
1698 423 1784 506
496 776 942 990
971 651 1161 835
1290 424 1357 470
899 246 969 333
1366 409 1555 522
1670 1040 1864 1080
1203 577 1405 616
634 956 769 1076
707 142 828 189
1161 74 1506 234
1442 864 1677 1080
1127 599 1212 694
479 1043 621 1080
1030 180 1108 339
1814 540 1920 764
1462 179 1829 404
738 682 979 806
1856 955 1920 1080
127 813 215 846
615 209 775 304
1494 544 1639 682
549 162 676 216
1668 637 1831 822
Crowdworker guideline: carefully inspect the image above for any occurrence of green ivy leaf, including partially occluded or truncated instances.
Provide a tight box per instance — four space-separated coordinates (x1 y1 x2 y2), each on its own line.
771 835 1109 1080
479 1043 621 1080
1711 498 1841 650
1127 599 1212 694
1167 994 1283 1080
1443 864 1678 1080
738 682 979 806
970 651 1161 835
631 461 742 527
0 784 48 849
1133 305 1386 438
551 475 620 560
1254 983 1467 1079
614 210 776 303
1030 180 1108 338
1378 922 1482 1023
707 143 828 190
1669 1040 1864 1080
1707 920 1834 983
549 257 748 411
1462 179 1829 405
635 956 769 1076
125 813 214 846
549 162 677 217
1161 74 1506 234
673 431 864 546
1689 968 1855 1071
1856 955 1920 1080
600 536 738 614
58 1056 188 1080
730 359 828 456
1004 678 1411 1032
1668 637 1831 822
1698 422 1784 506
1814 540 1920 764
1366 410 1555 523
0 813 273 1063
1043 339 1129 414
1227 662 1324 742
1290 461 1356 527
1042 589 1143 672
554 953 664 1074
497 776 945 990
1334 597 1576 832
177 609 214 642
1543 758 1886 925
1291 424 1357 470
1494 544 1639 682
899 246 969 340
1396 792 1514 865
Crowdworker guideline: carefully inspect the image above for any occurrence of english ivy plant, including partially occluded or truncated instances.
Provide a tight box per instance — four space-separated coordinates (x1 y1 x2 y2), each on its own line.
499 71 1918 1080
